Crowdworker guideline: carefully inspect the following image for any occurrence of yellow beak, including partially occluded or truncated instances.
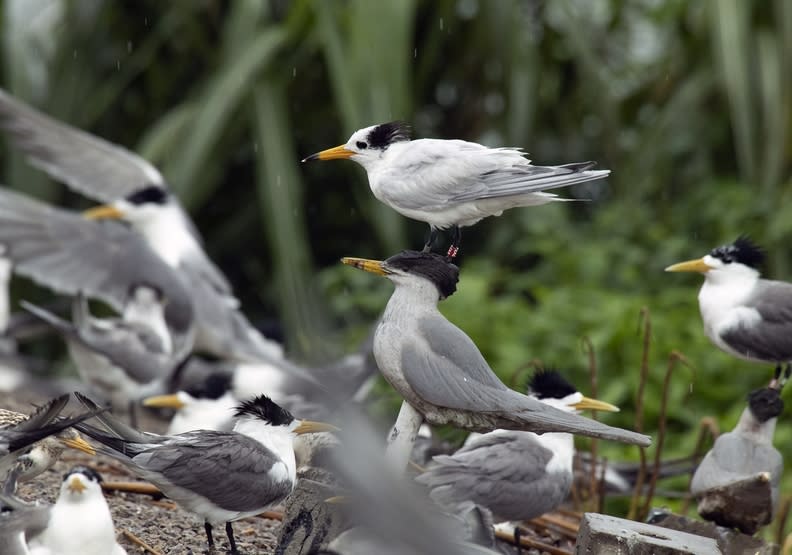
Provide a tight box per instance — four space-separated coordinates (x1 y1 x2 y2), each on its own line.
323 495 349 505
60 436 96 455
83 204 125 220
341 257 389 276
302 144 355 162
665 258 712 273
143 394 186 410
68 476 87 494
572 396 620 412
293 420 339 435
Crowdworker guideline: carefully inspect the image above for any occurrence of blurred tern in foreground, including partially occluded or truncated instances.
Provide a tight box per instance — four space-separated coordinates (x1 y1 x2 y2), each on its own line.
0 491 50 555
416 369 618 529
27 466 126 555
22 295 180 426
690 381 784 534
73 392 337 555
0 403 94 485
666 236 792 375
0 187 195 360
341 251 649 468
0 394 102 482
305 122 609 257
0 88 279 363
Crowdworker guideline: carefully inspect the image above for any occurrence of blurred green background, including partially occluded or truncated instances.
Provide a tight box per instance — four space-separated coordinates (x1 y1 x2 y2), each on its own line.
1 0 791 531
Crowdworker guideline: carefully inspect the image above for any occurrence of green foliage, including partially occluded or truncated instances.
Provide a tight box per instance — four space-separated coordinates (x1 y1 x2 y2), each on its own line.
2 0 792 530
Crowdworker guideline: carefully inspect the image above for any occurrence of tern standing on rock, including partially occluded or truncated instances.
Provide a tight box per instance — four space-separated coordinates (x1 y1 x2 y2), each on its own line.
341 251 649 470
666 236 792 377
305 122 609 257
73 393 337 555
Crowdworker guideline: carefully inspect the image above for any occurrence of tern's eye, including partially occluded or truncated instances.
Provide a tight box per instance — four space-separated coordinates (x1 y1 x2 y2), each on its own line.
356 141 367 150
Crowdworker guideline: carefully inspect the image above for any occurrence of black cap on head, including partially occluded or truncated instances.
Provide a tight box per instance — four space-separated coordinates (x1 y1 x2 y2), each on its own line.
125 185 169 206
384 250 459 299
747 388 784 422
235 395 295 427
366 121 411 150
186 372 232 400
529 369 577 400
710 235 765 269
64 465 102 484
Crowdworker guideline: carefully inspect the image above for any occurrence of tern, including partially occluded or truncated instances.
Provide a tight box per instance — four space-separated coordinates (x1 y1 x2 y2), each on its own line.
0 394 102 484
143 372 237 434
27 466 126 555
341 251 649 447
0 491 50 555
0 404 94 485
0 186 195 360
665 236 792 374
690 384 784 532
22 295 180 425
417 370 617 527
0 89 279 363
305 122 609 257
73 392 338 554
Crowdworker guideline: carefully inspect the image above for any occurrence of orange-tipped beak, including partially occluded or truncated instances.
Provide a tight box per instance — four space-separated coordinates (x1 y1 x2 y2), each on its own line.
341 257 388 276
83 204 124 220
302 145 355 162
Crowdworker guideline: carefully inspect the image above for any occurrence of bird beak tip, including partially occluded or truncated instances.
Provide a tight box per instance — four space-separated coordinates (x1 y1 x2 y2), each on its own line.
573 397 620 413
341 257 387 276
294 420 339 435
62 437 96 455
142 394 185 409
665 258 711 273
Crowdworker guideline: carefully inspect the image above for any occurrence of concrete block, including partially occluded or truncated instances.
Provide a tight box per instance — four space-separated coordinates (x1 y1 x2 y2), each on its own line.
576 512 721 555
695 473 774 535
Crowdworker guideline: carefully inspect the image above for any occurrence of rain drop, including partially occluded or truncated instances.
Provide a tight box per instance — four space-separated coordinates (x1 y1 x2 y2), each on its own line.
439 18 444 31
127 41 132 53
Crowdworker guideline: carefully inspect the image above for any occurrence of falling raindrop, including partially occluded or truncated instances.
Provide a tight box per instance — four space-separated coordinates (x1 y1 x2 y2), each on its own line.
439 18 444 31
127 41 132 53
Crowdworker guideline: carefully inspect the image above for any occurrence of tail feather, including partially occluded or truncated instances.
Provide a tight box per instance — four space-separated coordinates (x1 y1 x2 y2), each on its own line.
7 401 108 453
11 394 69 433
72 421 142 458
73 392 159 444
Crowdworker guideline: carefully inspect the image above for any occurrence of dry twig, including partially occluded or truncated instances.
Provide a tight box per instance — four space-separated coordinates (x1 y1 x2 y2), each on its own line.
122 529 163 555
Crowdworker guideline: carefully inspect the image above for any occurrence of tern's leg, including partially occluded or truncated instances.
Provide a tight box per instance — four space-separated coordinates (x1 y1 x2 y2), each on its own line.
446 225 461 259
204 522 215 552
225 522 240 555
423 227 439 253
514 525 522 555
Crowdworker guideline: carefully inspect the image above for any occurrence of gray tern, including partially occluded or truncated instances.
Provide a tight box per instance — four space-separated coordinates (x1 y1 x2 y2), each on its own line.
341 251 649 447
417 369 617 527
666 236 792 374
0 88 279 363
73 392 337 554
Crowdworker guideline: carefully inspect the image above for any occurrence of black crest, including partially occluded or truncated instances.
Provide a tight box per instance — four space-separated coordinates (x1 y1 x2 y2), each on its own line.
710 235 765 269
186 372 232 400
529 369 577 400
64 465 103 484
125 185 169 206
366 121 411 150
747 388 784 422
234 395 295 427
384 250 459 299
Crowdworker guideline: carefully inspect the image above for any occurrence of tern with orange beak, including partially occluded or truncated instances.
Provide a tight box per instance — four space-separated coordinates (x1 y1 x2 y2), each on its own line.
341 251 649 462
417 370 618 535
73 393 338 555
666 236 792 375
305 122 609 257
0 88 280 364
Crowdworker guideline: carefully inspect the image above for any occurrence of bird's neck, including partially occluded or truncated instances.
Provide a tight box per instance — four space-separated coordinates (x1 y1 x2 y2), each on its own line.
122 303 172 354
133 204 202 267
698 270 759 322
382 280 443 324
233 417 297 484
735 408 777 443
536 431 575 474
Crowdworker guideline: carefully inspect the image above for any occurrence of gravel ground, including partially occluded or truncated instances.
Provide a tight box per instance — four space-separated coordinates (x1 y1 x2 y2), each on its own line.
5 389 283 555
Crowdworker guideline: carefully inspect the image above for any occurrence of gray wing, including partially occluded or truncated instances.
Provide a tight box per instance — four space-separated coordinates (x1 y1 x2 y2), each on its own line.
450 162 609 203
721 280 792 361
418 432 571 520
403 317 649 445
691 433 783 494
0 187 194 334
133 431 291 512
0 88 165 202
